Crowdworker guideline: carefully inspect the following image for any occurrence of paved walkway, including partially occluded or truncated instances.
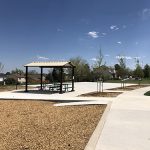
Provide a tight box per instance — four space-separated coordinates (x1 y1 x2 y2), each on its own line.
96 86 150 150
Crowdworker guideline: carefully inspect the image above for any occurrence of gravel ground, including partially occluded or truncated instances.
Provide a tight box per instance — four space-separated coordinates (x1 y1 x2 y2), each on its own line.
0 100 106 150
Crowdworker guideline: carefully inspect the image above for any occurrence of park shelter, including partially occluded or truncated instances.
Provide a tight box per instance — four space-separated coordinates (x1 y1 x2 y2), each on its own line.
24 61 75 94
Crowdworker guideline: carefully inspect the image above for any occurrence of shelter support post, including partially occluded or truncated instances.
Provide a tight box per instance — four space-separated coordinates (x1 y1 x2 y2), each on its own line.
25 66 28 92
60 67 63 94
40 67 43 90
71 67 75 91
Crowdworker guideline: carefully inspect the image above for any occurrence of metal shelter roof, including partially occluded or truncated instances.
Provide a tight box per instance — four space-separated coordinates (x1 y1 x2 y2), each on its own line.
24 61 75 68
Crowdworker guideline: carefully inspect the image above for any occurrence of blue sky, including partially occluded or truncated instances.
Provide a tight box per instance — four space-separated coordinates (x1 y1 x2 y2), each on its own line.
0 0 150 72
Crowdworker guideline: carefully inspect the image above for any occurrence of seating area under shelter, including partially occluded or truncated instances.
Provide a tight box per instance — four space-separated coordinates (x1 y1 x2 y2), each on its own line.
24 61 75 94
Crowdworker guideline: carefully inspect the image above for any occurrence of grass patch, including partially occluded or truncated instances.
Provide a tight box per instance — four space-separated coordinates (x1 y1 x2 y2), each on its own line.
106 79 150 84
108 85 150 91
144 91 150 96
0 100 106 150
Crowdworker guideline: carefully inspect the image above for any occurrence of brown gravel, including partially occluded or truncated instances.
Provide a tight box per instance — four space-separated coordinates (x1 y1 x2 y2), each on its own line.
108 84 150 91
79 91 122 97
0 100 106 150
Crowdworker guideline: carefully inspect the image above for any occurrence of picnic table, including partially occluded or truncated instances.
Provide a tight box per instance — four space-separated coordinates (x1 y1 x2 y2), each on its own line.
46 83 72 93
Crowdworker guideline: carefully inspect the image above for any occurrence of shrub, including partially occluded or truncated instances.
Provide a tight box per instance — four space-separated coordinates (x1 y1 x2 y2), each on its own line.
5 78 18 85
144 91 150 96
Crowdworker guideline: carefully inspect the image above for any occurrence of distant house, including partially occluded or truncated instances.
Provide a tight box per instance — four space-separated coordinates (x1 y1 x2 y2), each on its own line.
7 74 46 84
7 74 26 84
17 75 26 83
109 68 117 79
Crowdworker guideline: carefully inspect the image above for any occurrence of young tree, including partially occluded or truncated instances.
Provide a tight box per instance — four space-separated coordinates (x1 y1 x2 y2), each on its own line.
92 65 111 81
92 49 110 81
94 49 105 68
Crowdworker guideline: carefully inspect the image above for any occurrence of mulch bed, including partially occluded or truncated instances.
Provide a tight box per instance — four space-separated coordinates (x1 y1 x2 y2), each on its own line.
0 100 106 150
79 91 122 97
108 84 150 91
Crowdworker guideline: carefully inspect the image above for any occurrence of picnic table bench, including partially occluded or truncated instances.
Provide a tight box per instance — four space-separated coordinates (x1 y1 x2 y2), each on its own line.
47 83 72 93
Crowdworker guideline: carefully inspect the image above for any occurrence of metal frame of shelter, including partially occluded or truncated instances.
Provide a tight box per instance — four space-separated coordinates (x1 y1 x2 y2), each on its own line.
24 61 75 94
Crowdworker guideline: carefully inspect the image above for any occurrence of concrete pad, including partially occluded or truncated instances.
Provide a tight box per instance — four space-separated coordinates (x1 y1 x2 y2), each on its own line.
0 82 123 101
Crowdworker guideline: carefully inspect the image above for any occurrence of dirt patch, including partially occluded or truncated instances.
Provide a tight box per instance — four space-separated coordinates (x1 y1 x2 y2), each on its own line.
79 91 122 97
0 85 31 92
108 84 150 91
0 100 106 150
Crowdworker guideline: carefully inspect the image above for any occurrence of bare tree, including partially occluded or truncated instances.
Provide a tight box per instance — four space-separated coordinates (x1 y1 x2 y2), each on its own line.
94 49 105 68
11 68 24 75
92 49 110 81
0 62 4 73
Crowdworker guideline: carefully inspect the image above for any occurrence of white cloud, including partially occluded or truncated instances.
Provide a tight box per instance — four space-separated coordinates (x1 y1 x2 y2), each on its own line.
101 33 107 36
117 41 122 44
125 56 132 60
88 31 99 38
116 55 122 59
37 55 49 60
90 58 97 61
110 25 119 31
142 8 150 19
116 55 132 60
105 54 110 57
110 25 116 30
115 27 119 30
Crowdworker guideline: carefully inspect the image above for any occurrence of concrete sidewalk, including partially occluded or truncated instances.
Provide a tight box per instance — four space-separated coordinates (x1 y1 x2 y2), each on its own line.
96 86 150 150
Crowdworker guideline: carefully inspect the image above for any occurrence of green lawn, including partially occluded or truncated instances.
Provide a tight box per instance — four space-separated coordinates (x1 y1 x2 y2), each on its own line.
144 91 150 96
106 78 150 84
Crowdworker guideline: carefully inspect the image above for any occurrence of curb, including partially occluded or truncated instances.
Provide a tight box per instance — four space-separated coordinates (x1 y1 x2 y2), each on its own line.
84 101 112 150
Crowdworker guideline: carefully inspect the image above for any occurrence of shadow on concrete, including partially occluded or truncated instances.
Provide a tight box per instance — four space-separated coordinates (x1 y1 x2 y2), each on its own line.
12 90 69 95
